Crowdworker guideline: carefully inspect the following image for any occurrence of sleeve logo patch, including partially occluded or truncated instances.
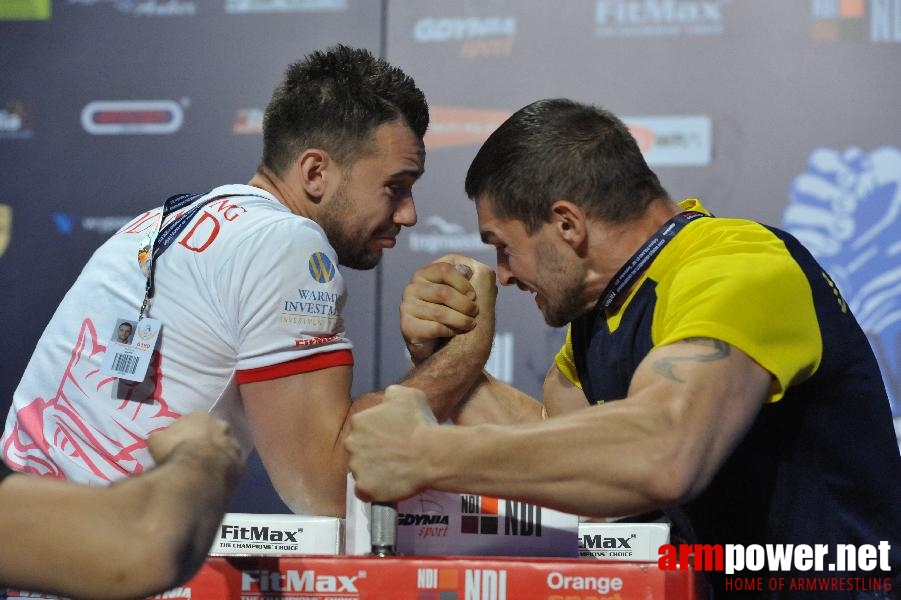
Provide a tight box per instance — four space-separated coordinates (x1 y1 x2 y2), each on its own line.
308 252 336 283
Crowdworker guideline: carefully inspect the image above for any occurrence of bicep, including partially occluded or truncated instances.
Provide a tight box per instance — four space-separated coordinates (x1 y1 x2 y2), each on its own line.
542 364 589 416
241 365 353 515
629 338 772 497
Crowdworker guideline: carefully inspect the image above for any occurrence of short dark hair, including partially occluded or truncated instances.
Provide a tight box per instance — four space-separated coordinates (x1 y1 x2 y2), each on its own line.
261 44 429 173
465 98 668 233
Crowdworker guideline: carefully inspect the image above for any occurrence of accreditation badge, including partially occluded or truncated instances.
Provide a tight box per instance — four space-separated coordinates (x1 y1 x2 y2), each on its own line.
100 317 162 382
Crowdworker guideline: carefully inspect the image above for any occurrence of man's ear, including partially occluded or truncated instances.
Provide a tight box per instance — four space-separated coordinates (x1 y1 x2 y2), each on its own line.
550 200 588 250
295 148 332 201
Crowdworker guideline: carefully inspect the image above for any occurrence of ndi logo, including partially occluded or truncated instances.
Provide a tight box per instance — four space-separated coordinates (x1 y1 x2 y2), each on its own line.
812 0 901 43
871 0 901 41
466 569 507 600
460 495 543 538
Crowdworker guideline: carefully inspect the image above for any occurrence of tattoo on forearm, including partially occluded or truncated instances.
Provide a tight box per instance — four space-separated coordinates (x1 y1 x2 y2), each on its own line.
652 338 731 383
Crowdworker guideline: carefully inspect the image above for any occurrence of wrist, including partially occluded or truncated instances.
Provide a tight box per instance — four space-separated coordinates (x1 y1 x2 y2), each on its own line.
166 441 242 491
407 339 441 366
411 423 460 491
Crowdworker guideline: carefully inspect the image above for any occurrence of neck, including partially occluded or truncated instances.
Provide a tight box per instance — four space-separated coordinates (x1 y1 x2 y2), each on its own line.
248 168 314 220
584 197 683 302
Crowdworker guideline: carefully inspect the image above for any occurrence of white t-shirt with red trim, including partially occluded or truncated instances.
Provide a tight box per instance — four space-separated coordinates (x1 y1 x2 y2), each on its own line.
1 185 353 484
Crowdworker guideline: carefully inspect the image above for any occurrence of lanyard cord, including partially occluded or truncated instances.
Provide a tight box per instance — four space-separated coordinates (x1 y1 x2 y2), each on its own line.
137 192 236 319
598 210 710 311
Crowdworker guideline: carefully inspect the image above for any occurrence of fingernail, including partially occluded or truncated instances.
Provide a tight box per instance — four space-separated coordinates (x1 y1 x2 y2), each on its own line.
455 264 473 279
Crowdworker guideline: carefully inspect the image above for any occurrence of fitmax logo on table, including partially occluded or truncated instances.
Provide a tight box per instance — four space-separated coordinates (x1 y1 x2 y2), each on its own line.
240 569 364 594
220 524 302 543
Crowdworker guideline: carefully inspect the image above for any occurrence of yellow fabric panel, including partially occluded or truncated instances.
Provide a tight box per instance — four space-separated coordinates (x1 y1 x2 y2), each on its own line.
552 200 823 402
553 199 710 389
553 325 582 390
648 216 822 402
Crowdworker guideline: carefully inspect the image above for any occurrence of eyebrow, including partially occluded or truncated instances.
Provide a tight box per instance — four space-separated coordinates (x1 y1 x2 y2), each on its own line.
480 231 499 245
388 167 425 181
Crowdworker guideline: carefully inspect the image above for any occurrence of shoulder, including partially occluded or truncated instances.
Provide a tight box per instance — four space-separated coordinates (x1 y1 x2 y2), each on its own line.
659 215 803 280
188 186 335 261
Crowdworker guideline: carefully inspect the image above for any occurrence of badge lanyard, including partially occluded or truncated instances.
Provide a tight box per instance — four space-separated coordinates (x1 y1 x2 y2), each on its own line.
137 192 225 319
598 210 710 311
105 192 268 383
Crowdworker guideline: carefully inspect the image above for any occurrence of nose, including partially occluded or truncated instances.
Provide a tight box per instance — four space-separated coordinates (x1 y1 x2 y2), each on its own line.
496 261 517 287
394 195 417 227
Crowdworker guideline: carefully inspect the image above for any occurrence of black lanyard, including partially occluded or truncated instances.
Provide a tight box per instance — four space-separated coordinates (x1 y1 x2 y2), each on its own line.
138 192 247 318
598 210 709 311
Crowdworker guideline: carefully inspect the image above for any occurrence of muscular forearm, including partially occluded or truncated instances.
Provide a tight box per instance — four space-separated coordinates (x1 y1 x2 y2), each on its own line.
402 323 495 422
353 315 495 424
394 256 499 421
451 371 544 426
0 444 236 599
349 339 772 519
413 400 685 519
133 442 237 590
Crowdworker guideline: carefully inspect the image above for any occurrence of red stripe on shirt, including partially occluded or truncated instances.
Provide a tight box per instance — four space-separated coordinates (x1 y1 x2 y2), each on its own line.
236 349 354 385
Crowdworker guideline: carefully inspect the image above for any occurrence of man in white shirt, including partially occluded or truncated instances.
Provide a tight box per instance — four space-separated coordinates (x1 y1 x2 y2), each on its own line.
2 44 495 517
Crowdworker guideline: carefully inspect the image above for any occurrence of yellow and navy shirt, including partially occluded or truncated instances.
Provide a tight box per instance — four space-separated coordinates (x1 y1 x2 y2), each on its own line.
555 199 822 402
557 200 901 588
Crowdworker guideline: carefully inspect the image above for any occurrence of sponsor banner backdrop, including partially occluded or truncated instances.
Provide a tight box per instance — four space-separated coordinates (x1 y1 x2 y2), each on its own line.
0 0 381 514
379 0 901 417
1 0 899 516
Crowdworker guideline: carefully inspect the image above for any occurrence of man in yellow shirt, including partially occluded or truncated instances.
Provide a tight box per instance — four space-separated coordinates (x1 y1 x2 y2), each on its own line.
346 98 901 598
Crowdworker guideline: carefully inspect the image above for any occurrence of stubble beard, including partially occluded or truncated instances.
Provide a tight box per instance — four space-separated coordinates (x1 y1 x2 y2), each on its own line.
535 239 588 328
319 180 381 271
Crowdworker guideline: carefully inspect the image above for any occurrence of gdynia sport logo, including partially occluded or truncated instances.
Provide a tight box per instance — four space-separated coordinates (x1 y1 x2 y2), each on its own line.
658 541 894 593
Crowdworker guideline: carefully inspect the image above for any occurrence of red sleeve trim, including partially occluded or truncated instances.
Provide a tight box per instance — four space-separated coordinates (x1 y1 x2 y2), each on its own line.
236 349 354 385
